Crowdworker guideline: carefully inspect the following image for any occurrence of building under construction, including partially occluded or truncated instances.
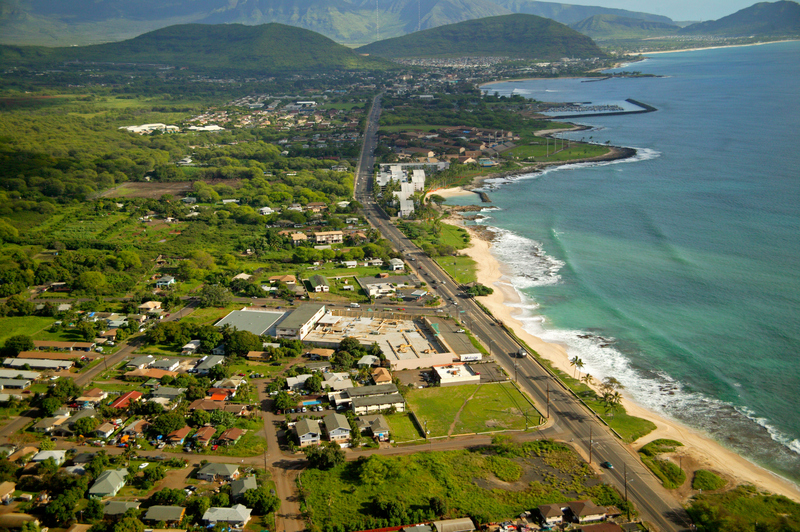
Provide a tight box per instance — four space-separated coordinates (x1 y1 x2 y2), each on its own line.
303 312 456 370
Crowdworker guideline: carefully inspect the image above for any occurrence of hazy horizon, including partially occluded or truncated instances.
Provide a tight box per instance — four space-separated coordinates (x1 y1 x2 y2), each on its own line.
558 0 772 21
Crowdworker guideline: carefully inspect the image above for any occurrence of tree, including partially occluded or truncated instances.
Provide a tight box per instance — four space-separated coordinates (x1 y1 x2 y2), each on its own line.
112 516 144 532
142 465 166 483
185 496 211 521
76 271 107 294
83 498 104 521
430 496 448 517
48 378 79 402
75 321 97 341
40 397 63 417
242 487 280 515
305 372 323 394
209 410 236 428
3 334 33 356
37 456 60 476
225 330 262 357
601 376 624 393
150 412 185 436
210 492 229 508
305 442 345 470
150 487 187 506
581 374 595 387
190 410 211 427
274 391 295 412
570 356 584 379
466 284 494 297
74 416 99 437
198 284 231 308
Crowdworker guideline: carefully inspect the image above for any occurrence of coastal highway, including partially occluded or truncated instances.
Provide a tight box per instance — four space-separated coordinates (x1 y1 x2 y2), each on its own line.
355 94 691 531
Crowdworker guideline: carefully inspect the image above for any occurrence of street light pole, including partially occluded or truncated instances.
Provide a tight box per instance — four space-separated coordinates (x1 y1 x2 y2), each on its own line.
589 425 593 464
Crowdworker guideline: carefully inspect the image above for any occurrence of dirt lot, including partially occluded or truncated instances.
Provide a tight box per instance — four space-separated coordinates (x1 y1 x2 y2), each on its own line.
394 368 430 388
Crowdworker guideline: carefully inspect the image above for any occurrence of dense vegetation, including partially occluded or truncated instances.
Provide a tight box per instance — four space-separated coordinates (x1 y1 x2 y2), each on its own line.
686 484 800 532
638 439 686 489
570 14 680 40
0 23 394 74
356 14 605 59
692 470 727 491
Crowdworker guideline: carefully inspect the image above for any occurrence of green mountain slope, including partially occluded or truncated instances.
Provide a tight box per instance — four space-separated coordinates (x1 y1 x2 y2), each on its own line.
489 0 674 25
679 0 800 36
0 0 674 47
0 23 393 74
356 14 604 59
570 14 680 40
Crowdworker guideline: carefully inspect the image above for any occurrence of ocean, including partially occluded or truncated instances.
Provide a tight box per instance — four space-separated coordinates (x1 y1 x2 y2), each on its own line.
457 41 800 485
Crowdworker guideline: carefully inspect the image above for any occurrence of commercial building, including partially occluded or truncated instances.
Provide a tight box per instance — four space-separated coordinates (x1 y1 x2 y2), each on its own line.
356 275 414 298
275 303 326 340
432 363 480 387
214 308 287 336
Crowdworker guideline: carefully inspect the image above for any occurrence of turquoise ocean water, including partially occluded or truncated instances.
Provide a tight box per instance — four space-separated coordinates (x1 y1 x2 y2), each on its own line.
458 42 800 484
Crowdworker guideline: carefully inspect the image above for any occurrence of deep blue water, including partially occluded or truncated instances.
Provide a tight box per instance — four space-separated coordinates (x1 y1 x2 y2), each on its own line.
462 42 800 484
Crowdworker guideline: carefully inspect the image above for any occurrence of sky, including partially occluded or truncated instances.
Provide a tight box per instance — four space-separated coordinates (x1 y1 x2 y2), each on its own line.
562 0 759 21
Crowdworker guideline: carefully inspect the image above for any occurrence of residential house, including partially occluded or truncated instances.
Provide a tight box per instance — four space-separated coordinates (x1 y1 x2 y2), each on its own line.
567 501 608 524
295 418 321 447
313 231 343 245
341 260 357 269
388 258 405 271
122 419 149 438
166 426 192 445
188 399 225 412
291 233 308 246
151 358 181 372
371 367 392 385
31 450 66 466
365 258 383 267
357 355 380 367
356 415 391 442
308 348 334 360
323 372 353 391
75 388 108 405
351 393 406 415
269 274 296 285
151 387 186 402
0 482 16 503
95 423 116 439
155 276 175 288
196 463 240 482
138 301 162 312
88 468 127 498
230 476 258 502
126 355 155 370
194 355 224 375
308 275 330 293
217 428 244 446
202 505 252 528
322 413 351 444
110 391 142 409
181 340 201 355
286 374 313 392
537 504 565 527
103 501 140 520
193 426 216 446
144 506 186 526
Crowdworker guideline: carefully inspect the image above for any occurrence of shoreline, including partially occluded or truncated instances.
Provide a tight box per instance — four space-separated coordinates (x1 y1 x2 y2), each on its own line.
642 39 800 55
443 208 800 502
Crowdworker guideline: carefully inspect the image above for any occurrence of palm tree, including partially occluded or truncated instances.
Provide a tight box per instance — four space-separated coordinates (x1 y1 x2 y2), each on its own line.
570 356 584 379
581 374 594 387
601 390 623 417
601 376 623 394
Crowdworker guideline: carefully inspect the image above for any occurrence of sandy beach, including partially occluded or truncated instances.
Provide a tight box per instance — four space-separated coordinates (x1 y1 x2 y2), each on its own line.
643 39 800 56
441 200 800 502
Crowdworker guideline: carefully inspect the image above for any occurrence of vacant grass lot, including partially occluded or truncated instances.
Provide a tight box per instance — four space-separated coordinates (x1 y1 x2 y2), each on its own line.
454 383 540 434
300 441 629 531
0 316 56 343
384 412 423 442
406 383 539 438
506 141 610 162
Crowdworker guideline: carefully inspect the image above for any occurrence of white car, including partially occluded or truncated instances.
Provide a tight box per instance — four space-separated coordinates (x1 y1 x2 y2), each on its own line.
139 462 150 469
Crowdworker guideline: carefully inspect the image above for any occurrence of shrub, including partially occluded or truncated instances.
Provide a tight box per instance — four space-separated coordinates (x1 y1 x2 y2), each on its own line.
692 469 726 491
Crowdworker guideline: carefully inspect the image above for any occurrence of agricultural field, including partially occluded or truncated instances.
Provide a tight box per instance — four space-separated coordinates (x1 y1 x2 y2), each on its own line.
299 440 630 531
405 383 539 438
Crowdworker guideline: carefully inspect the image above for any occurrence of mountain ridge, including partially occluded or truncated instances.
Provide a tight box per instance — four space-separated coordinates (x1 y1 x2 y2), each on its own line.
356 14 605 59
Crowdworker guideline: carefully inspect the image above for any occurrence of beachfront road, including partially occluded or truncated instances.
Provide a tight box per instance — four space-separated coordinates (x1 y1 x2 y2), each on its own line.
355 95 691 532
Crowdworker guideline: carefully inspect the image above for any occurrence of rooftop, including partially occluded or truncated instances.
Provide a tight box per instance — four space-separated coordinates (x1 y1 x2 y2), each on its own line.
278 303 326 330
214 308 287 336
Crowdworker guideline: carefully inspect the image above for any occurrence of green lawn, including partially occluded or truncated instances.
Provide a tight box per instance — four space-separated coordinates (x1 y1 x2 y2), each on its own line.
506 141 610 162
0 316 57 343
384 413 423 442
434 255 477 284
453 383 540 434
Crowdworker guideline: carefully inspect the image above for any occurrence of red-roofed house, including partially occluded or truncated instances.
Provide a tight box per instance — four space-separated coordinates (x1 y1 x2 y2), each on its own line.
218 428 244 446
194 426 216 446
209 393 228 402
110 391 143 409
166 426 192 444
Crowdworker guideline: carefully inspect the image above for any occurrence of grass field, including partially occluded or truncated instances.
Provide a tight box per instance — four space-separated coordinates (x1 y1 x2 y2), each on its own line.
0 316 57 344
506 141 610 162
405 383 539 437
453 383 540 434
299 441 629 531
384 413 423 442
